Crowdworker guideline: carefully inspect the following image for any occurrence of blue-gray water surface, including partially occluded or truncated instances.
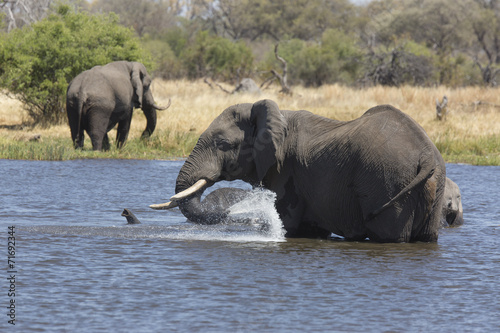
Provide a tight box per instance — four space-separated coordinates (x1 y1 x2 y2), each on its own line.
0 159 499 332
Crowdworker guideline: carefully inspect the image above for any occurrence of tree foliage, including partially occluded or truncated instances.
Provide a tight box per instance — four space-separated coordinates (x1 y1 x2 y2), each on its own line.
83 0 500 87
0 3 147 125
90 0 181 37
3 0 500 127
182 30 254 81
259 29 362 86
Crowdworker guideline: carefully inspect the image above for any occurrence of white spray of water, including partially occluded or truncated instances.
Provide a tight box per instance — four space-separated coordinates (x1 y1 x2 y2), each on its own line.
227 188 286 241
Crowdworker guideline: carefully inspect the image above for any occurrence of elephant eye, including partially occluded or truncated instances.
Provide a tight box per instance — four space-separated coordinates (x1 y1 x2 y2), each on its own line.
215 139 234 151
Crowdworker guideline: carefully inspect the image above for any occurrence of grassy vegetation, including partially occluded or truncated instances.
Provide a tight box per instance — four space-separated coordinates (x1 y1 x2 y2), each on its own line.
1 80 499 165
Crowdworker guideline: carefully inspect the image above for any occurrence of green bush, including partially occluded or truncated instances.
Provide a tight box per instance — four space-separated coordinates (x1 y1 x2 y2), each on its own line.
0 4 149 125
182 30 254 82
141 37 185 80
258 29 363 86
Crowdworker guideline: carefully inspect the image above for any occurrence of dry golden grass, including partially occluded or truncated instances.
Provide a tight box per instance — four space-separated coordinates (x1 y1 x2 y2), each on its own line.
145 80 500 139
1 80 499 163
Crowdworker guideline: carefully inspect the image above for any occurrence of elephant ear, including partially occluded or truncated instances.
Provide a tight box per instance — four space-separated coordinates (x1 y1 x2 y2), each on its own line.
130 62 147 108
250 99 287 181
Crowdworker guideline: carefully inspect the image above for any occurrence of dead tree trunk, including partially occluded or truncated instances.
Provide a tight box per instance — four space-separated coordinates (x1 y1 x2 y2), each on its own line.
263 44 292 95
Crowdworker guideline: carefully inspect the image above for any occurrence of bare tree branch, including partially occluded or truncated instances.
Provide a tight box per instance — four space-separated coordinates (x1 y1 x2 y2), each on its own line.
203 77 232 94
1 0 52 32
271 43 292 95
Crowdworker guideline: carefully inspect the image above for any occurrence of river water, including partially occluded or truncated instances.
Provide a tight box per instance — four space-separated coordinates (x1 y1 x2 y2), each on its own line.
0 159 498 332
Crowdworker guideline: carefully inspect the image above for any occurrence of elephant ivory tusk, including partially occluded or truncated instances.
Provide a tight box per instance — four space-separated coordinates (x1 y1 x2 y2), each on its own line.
149 201 178 210
170 179 208 201
154 98 171 110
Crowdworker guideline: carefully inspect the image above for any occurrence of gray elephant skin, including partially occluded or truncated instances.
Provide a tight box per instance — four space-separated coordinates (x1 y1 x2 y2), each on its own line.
66 61 169 150
185 183 463 230
154 99 446 242
442 177 464 226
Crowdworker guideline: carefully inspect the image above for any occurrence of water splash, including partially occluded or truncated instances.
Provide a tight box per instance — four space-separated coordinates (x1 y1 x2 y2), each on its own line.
21 189 286 243
228 188 286 241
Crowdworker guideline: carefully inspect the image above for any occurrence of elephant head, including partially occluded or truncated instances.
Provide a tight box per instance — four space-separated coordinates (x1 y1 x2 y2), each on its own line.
442 177 464 226
151 100 286 224
129 62 170 139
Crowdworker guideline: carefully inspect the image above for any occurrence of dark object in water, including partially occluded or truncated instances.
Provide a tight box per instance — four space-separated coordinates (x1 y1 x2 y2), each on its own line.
121 208 141 224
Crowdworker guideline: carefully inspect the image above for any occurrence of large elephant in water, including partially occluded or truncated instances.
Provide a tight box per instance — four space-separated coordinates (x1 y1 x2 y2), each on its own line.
66 61 170 150
151 99 446 242
442 177 464 226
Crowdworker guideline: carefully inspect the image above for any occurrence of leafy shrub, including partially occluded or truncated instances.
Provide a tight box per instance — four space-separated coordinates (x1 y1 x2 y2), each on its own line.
0 4 149 125
182 30 254 82
258 29 363 86
141 37 185 80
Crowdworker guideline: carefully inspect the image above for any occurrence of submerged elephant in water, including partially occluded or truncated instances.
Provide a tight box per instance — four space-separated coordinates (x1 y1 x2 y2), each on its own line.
442 177 464 226
152 99 446 242
121 208 141 224
66 61 170 151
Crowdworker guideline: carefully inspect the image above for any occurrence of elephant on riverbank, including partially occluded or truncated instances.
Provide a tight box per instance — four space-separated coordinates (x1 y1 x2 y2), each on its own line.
66 61 170 151
442 177 464 226
151 99 446 242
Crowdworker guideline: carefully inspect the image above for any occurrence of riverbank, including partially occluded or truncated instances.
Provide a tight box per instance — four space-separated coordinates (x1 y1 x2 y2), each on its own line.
1 80 499 164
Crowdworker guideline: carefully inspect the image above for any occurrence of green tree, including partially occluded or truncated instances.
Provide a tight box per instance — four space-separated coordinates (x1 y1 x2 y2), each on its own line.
468 0 500 85
259 29 362 86
198 0 355 41
182 30 254 82
90 0 181 37
0 4 148 125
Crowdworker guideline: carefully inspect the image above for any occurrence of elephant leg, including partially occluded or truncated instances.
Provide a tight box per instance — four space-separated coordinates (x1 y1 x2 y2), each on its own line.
116 117 131 148
269 175 306 237
410 176 442 242
292 218 332 239
87 125 106 151
102 133 110 151
364 187 439 243
365 202 415 242
88 132 104 151
85 109 110 151
75 126 85 149
67 109 85 149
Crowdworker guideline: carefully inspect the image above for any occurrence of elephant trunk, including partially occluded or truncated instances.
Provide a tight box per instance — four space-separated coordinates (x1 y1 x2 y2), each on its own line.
175 181 230 225
141 90 171 139
177 194 229 225
141 105 157 139
172 145 227 224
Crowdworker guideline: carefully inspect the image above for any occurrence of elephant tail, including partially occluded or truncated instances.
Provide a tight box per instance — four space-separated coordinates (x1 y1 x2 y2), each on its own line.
366 150 436 221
